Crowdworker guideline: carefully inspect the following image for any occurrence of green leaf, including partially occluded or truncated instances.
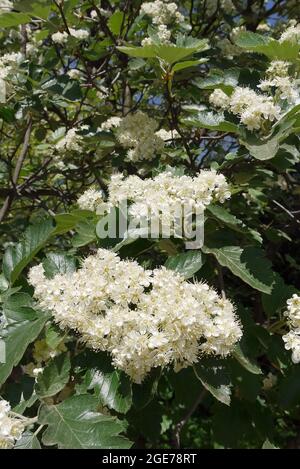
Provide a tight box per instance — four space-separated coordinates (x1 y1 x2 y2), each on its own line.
118 40 209 65
262 439 279 449
202 245 275 294
78 353 132 414
233 344 262 375
262 273 298 317
234 31 300 60
54 210 94 235
165 250 203 279
0 12 31 27
38 394 132 449
42 252 76 279
242 135 280 161
15 432 41 449
2 219 54 284
194 358 231 405
108 11 125 35
172 58 208 72
0 294 49 386
183 111 239 133
72 218 97 248
35 354 71 398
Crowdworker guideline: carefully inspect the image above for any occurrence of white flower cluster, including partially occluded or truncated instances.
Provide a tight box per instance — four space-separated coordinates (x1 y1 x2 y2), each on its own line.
279 21 300 44
55 128 83 153
140 1 183 46
116 111 165 161
140 0 183 25
0 52 23 103
108 170 231 225
258 61 299 103
0 0 13 12
51 28 89 44
67 68 82 80
209 87 281 130
0 400 25 449
100 116 122 131
77 188 104 211
283 294 300 363
141 24 171 46
28 249 242 383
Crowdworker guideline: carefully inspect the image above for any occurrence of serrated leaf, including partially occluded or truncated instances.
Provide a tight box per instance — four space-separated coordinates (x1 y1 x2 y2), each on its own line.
172 58 208 72
165 250 203 279
2 219 55 284
118 40 209 65
202 245 275 294
233 344 262 375
42 252 76 279
262 439 279 449
183 111 239 133
79 353 132 414
194 358 231 405
234 31 300 60
35 354 71 398
15 431 41 449
0 295 49 386
38 394 132 449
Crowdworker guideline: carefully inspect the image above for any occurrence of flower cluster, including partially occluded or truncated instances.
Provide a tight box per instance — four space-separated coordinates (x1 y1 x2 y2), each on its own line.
209 86 281 130
283 294 300 363
108 170 231 220
116 111 165 161
51 28 89 44
279 21 300 44
100 116 122 131
140 0 183 25
77 188 104 211
258 61 299 103
28 249 242 383
0 52 23 103
55 128 83 153
0 0 13 12
140 1 183 46
0 400 25 449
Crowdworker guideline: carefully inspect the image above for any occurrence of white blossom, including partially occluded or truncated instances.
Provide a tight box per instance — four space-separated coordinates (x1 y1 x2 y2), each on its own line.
209 89 230 110
108 170 230 237
55 128 83 152
140 1 183 25
283 294 300 363
67 68 82 79
51 31 68 44
210 86 281 130
0 400 25 449
28 249 242 383
279 21 300 44
77 188 104 211
116 111 165 161
69 28 89 40
100 116 122 131
0 0 13 12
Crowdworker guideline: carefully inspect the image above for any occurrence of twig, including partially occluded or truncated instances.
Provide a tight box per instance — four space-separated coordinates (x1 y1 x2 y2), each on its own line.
0 117 32 223
172 389 207 448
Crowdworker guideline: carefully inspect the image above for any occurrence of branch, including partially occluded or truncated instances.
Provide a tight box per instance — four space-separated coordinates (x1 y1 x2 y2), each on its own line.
0 117 32 223
172 389 207 448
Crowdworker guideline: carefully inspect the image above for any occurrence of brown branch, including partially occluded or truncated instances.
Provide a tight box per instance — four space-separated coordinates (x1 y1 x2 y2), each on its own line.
0 117 32 223
172 389 207 448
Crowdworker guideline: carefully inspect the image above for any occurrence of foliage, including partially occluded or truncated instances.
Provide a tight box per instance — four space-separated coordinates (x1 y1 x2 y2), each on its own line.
0 0 300 450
